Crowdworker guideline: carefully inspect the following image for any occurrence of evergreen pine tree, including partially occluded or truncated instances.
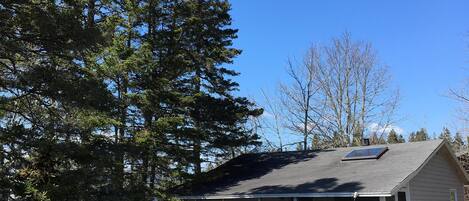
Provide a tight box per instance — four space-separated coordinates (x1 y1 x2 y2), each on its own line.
414 128 429 142
438 127 453 142
408 132 416 142
296 142 304 151
168 0 263 175
379 136 387 144
0 0 116 199
370 132 386 144
453 132 465 153
397 134 406 143
387 129 399 144
1 0 263 200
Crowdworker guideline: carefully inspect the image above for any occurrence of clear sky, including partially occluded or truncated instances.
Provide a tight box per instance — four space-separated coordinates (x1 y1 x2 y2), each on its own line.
228 0 469 140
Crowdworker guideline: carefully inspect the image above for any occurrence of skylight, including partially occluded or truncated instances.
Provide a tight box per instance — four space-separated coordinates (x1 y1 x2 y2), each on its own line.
342 147 388 161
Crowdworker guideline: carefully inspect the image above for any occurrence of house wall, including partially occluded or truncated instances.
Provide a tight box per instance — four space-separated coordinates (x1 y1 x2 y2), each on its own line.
298 197 379 201
186 197 379 201
409 147 465 201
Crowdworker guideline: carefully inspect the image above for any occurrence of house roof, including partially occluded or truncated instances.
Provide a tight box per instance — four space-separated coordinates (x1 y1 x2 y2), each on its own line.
174 140 469 199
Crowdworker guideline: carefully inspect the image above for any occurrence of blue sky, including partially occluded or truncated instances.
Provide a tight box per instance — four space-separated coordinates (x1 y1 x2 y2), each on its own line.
227 0 469 140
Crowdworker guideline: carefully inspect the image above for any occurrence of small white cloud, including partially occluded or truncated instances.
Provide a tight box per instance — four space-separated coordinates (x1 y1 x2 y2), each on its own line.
367 123 404 135
261 111 274 119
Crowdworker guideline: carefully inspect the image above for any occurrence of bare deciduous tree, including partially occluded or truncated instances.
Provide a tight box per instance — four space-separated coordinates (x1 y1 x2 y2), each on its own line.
279 50 321 150
251 90 289 152
450 77 469 134
280 33 399 148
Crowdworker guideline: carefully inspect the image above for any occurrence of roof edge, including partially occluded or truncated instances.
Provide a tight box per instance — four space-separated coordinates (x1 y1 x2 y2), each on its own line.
176 192 393 199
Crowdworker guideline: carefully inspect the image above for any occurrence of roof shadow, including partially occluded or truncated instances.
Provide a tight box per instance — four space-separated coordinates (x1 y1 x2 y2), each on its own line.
172 150 334 196
245 177 363 194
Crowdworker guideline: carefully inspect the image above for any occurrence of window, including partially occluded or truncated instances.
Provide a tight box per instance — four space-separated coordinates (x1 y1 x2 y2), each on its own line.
342 147 388 161
397 192 407 201
450 189 457 201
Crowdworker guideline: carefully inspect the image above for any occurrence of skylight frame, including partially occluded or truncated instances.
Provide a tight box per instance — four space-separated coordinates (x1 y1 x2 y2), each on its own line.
342 147 389 161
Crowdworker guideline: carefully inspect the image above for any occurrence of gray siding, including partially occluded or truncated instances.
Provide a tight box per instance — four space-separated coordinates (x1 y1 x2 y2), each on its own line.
298 197 379 201
409 147 464 201
188 198 379 201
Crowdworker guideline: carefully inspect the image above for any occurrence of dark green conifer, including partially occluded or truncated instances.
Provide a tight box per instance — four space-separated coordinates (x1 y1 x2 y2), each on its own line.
387 129 399 144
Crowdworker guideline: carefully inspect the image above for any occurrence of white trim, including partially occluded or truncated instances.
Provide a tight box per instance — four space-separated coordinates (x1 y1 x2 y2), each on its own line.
405 183 411 201
450 188 458 201
177 192 393 199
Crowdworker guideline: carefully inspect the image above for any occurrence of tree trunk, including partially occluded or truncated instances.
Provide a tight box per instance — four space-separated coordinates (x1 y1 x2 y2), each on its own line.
193 139 202 175
149 161 156 189
115 75 127 192
114 14 132 192
86 0 95 29
0 145 6 201
193 67 202 175
303 96 309 150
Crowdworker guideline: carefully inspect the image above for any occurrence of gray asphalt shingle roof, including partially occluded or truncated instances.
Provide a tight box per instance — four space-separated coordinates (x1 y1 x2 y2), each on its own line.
175 140 450 198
